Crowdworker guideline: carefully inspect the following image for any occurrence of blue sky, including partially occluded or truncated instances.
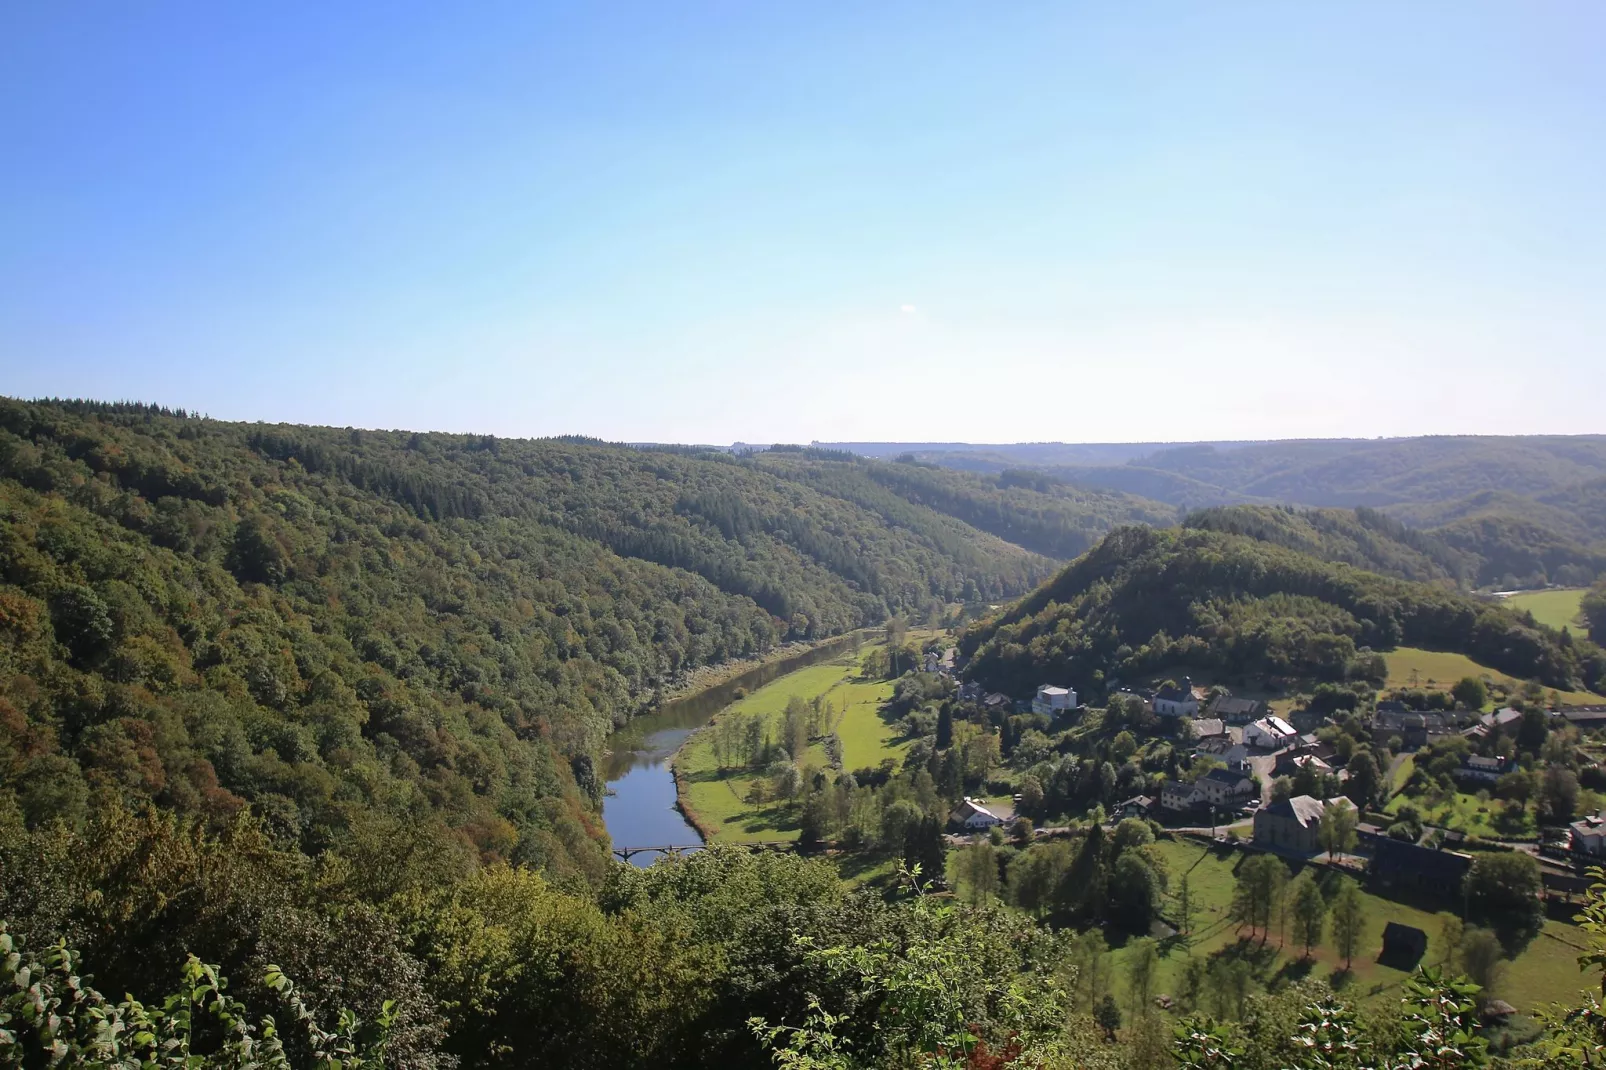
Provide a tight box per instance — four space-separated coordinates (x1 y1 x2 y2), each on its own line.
3 2 1603 443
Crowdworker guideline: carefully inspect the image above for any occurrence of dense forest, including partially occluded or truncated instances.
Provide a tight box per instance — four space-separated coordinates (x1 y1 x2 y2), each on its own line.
873 435 1606 511
960 524 1606 701
756 451 1177 562
847 437 1606 589
1184 504 1606 590
0 397 1168 888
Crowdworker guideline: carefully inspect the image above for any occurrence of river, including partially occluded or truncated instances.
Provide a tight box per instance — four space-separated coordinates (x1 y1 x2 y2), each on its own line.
601 631 865 865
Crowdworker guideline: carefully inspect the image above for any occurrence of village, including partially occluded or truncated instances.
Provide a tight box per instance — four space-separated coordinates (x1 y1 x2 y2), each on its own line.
935 667 1606 987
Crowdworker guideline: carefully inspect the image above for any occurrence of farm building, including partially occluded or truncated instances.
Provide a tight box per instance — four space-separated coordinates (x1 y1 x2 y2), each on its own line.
952 797 1004 830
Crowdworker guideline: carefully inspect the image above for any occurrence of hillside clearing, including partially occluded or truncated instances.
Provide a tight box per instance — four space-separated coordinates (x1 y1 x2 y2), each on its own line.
1504 588 1587 633
1384 646 1604 705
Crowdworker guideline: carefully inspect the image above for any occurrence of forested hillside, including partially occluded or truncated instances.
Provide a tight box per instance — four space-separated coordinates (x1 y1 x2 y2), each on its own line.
0 398 1174 886
960 524 1606 701
868 436 1606 587
888 435 1606 511
1182 505 1472 585
757 451 1176 561
1184 504 1606 589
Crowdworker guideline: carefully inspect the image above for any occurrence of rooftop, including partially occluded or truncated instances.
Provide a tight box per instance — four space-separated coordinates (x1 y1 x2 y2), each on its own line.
1261 794 1329 828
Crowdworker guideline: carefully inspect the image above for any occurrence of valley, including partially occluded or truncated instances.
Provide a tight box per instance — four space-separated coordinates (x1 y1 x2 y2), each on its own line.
4 401 1606 1067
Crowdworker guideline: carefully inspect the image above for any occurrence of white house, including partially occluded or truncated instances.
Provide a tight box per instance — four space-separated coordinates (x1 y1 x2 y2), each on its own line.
953 797 1004 830
1033 684 1077 716
1245 716 1299 750
1458 755 1517 784
1571 813 1606 855
1154 679 1201 718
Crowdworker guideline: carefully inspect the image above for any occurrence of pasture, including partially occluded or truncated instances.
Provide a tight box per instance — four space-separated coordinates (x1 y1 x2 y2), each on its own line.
1504 588 1587 633
1384 646 1604 705
1118 839 1590 1013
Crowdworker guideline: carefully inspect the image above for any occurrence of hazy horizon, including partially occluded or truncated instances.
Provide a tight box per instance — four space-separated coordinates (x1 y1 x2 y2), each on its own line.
5 3 1604 442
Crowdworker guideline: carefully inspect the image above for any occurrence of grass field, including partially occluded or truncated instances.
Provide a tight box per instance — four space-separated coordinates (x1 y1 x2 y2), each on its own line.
1384 646 1604 705
676 638 919 843
1504 588 1587 633
1119 839 1590 1013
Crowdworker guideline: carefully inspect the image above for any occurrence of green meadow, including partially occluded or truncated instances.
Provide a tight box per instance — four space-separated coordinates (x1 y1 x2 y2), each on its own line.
675 638 920 842
1384 646 1604 705
1505 588 1587 633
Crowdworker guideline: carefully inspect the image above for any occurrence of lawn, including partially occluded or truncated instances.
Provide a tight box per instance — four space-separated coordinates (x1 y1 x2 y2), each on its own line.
834 676 914 771
1123 839 1590 1013
1384 646 1603 705
1504 588 1587 634
676 641 910 842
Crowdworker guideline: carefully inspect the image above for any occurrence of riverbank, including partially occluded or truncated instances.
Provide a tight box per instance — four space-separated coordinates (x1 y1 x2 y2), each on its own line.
671 632 934 844
600 630 872 854
654 630 875 707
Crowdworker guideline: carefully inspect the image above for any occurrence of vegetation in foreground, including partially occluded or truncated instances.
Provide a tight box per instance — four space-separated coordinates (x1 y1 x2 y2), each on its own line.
10 812 1606 1069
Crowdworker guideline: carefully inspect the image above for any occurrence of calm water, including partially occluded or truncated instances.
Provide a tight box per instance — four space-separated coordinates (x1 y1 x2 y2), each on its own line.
601 632 864 865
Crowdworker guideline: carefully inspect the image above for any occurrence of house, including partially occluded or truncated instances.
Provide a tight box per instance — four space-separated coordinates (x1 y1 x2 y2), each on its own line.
1209 695 1264 724
1370 838 1472 895
1481 707 1522 733
1252 795 1353 854
1274 751 1334 779
1032 684 1077 716
952 797 1004 830
1374 705 1452 734
1295 733 1337 761
1571 812 1606 855
1197 767 1256 809
923 651 941 673
1379 923 1429 970
982 692 1012 711
1245 716 1299 750
1188 718 1227 741
1456 755 1517 785
1161 780 1200 812
1115 795 1154 821
1195 739 1252 773
1154 678 1201 718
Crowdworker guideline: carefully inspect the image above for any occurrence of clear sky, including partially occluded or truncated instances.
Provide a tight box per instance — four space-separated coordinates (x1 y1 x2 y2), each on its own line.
3 2 1603 444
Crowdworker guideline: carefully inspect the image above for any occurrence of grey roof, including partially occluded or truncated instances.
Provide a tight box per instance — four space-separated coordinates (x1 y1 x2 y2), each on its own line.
1190 718 1226 737
1261 794 1328 829
1211 696 1262 716
1204 767 1252 786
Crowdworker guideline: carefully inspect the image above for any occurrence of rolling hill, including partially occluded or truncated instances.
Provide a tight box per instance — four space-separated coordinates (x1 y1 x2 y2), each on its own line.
959 524 1606 703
